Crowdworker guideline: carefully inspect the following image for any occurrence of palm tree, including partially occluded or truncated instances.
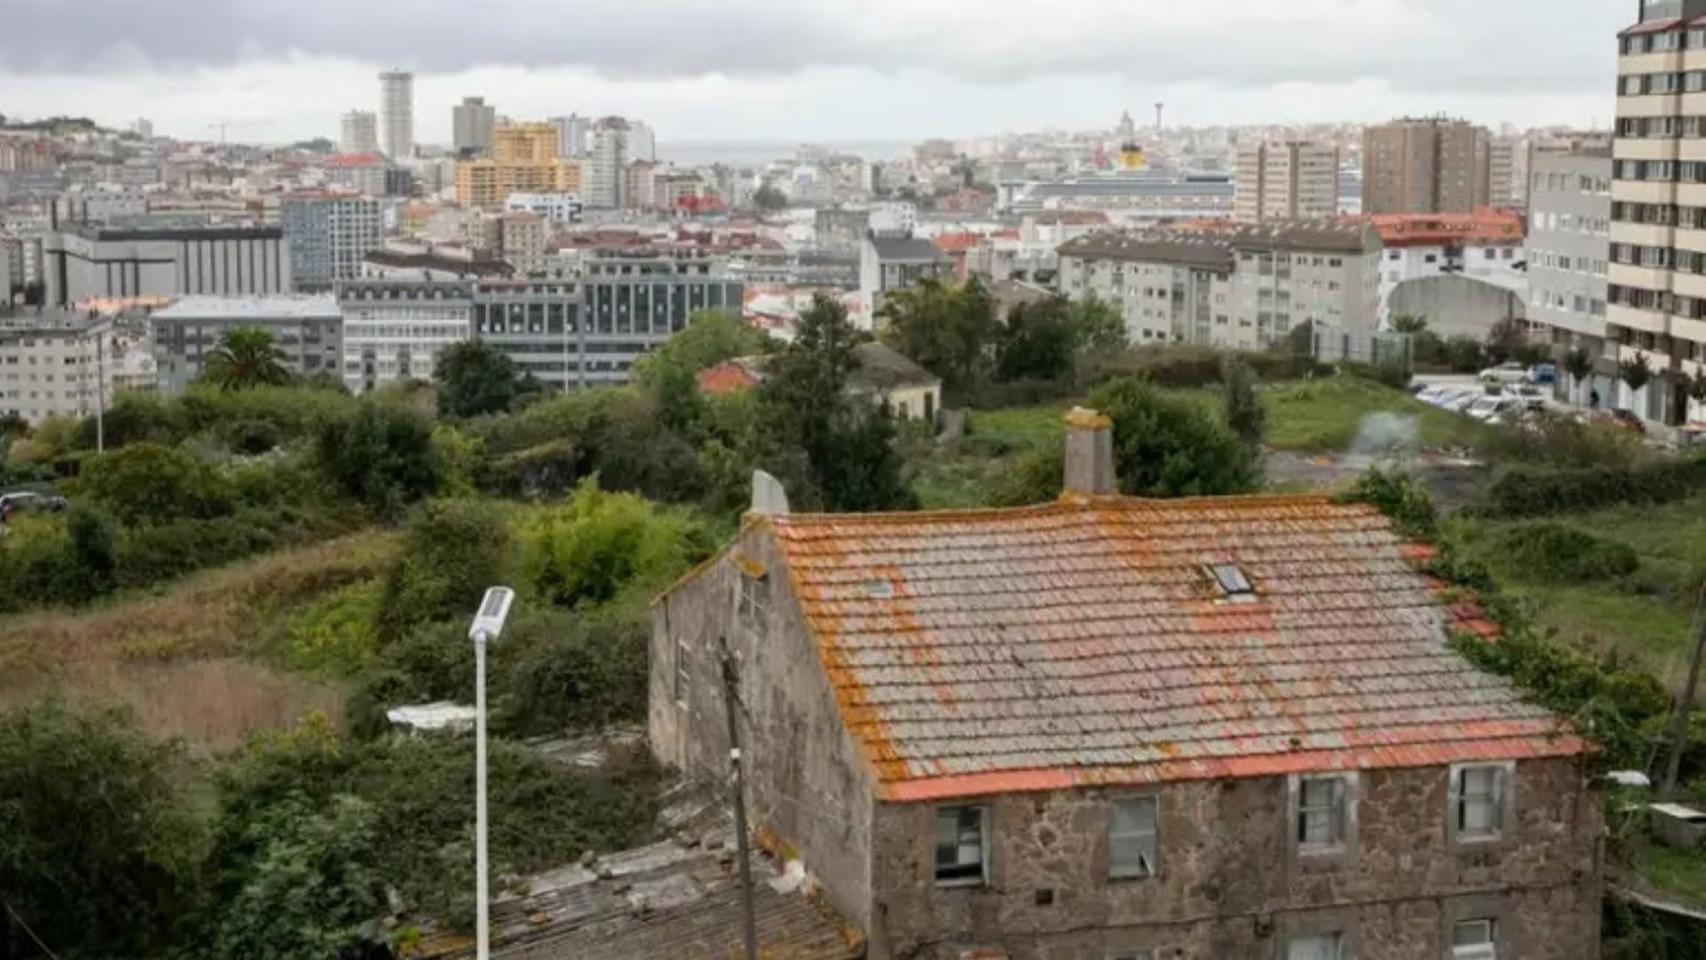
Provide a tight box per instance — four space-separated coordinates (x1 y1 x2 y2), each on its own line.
201 327 292 390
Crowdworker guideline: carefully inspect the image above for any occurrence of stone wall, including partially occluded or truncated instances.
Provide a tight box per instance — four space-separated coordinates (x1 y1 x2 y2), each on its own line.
648 524 878 931
868 757 1601 960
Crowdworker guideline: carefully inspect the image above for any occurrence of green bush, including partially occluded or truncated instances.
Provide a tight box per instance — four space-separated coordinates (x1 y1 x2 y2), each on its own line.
375 498 510 642
1339 467 1438 539
0 699 204 960
499 611 651 736
112 508 315 589
314 399 441 518
1477 455 1706 518
1089 378 1262 497
484 440 581 499
273 580 385 677
77 392 187 449
1081 345 1328 391
989 447 1065 507
77 443 233 527
1492 523 1641 584
517 479 713 609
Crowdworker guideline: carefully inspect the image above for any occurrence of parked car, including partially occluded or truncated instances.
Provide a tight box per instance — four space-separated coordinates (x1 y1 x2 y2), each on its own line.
1441 390 1482 413
1415 385 1452 406
1479 362 1530 387
1514 384 1547 412
1528 363 1558 385
1465 395 1522 423
0 491 68 520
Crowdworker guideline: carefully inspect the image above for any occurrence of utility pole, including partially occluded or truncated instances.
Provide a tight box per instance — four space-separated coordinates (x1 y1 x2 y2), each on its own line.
1662 582 1706 797
93 330 106 454
718 638 760 960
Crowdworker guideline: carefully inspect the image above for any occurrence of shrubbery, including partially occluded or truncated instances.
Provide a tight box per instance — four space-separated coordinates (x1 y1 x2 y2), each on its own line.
1091 378 1261 497
1492 522 1641 584
1476 455 1706 518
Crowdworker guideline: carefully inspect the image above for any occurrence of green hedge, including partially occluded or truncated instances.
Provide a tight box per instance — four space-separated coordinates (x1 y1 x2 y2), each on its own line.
1492 522 1641 584
1476 455 1706 518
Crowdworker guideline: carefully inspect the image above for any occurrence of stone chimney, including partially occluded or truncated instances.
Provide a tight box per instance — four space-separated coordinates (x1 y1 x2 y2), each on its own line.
749 469 790 516
1063 407 1116 497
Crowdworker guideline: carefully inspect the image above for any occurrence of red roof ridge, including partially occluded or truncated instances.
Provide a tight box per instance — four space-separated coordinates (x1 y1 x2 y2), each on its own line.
772 492 1357 529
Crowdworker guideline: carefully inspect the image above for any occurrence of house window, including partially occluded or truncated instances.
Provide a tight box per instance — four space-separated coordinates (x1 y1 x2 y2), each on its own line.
1453 764 1509 841
934 806 988 887
1298 776 1349 851
1109 796 1160 879
737 570 769 635
1207 563 1256 602
1452 919 1496 959
1287 932 1349 960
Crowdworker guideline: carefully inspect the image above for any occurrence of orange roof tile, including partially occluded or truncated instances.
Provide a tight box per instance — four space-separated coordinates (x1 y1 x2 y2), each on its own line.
768 495 1586 802
1361 208 1524 249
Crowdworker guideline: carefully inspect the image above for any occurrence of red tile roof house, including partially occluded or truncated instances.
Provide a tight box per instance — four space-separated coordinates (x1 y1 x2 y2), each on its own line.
649 412 1603 960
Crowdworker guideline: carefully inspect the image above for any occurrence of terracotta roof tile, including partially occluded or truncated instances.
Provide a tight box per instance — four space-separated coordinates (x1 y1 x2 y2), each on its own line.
769 495 1586 801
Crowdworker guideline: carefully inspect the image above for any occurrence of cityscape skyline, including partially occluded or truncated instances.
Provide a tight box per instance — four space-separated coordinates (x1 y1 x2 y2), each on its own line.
4 0 1629 145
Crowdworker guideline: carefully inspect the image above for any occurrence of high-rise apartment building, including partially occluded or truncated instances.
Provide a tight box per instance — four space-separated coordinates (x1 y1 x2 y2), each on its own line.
1361 118 1491 215
1233 140 1340 223
379 70 415 159
586 117 631 209
629 121 657 163
454 122 583 208
280 192 384 290
340 110 379 154
551 115 591 158
1489 137 1527 208
453 96 497 155
1608 0 1706 424
1527 148 1614 407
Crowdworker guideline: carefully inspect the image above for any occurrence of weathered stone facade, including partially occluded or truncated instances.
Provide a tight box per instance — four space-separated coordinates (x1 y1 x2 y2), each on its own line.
868 758 1600 960
648 524 878 932
651 513 1606 960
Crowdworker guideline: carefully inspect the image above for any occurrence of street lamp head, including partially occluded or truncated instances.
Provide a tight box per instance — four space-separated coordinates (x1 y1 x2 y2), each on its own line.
468 586 516 642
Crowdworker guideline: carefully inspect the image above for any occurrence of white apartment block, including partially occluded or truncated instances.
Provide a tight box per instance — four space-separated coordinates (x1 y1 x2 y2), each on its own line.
340 111 379 154
0 312 114 425
380 70 415 160
1609 2 1706 423
505 192 584 223
587 118 630 209
338 280 473 393
501 213 548 276
1234 141 1340 223
1057 223 1381 350
1527 149 1616 407
1368 210 1532 331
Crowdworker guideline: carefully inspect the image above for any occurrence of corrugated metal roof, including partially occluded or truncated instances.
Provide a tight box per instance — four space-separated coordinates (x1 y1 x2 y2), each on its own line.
768 495 1587 802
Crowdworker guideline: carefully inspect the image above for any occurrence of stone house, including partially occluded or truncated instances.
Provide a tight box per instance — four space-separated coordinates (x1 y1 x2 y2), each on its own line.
649 412 1603 960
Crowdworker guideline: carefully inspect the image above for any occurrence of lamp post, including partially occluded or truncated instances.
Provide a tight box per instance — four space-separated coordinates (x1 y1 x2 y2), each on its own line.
467 586 515 960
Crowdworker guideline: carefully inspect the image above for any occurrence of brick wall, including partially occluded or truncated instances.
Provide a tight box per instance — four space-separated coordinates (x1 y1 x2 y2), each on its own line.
868 757 1601 960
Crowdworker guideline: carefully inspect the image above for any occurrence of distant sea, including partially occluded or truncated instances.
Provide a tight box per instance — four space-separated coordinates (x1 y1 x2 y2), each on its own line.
659 139 914 167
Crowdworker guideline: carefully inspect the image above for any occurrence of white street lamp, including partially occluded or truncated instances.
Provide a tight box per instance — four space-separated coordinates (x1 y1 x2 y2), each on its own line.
467 586 515 960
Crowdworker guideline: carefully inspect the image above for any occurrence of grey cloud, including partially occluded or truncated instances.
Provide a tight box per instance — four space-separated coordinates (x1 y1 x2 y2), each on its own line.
5 0 1625 96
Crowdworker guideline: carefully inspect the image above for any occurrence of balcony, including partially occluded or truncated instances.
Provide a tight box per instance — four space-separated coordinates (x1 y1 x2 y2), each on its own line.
1609 262 1675 291
1619 342 1673 369
1617 93 1684 118
1615 222 1677 247
1622 51 1685 75
1616 138 1681 162
1615 180 1679 204
1609 302 1671 336
1676 226 1706 253
1673 315 1706 346
1675 272 1706 300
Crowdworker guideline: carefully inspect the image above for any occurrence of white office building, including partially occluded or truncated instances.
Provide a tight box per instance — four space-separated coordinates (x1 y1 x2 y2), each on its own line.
586 118 630 209
338 279 474 392
340 110 379 154
380 70 415 160
0 311 115 425
151 295 342 394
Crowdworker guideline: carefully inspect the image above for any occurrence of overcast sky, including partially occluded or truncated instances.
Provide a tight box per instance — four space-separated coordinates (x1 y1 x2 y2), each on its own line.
3 0 1630 147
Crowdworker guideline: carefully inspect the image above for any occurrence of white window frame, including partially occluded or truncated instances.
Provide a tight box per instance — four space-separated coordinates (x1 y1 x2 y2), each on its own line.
1449 762 1514 844
1297 775 1350 852
1108 795 1160 879
1451 918 1497 960
933 805 989 888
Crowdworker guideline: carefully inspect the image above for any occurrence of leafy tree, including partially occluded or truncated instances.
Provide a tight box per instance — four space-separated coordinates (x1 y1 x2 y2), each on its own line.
77 443 233 527
752 182 788 211
1391 314 1429 335
760 295 915 511
1688 369 1706 410
202 327 293 390
1444 336 1486 373
435 339 527 419
314 400 442 518
993 295 1126 383
376 498 510 641
499 611 652 735
1220 356 1266 447
76 392 185 450
1089 377 1261 497
1283 320 1315 358
203 794 388 960
1411 330 1448 367
878 276 999 396
0 700 203 960
1564 347 1595 389
632 310 769 432
1619 352 1654 395
517 478 711 609
1485 317 1547 366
